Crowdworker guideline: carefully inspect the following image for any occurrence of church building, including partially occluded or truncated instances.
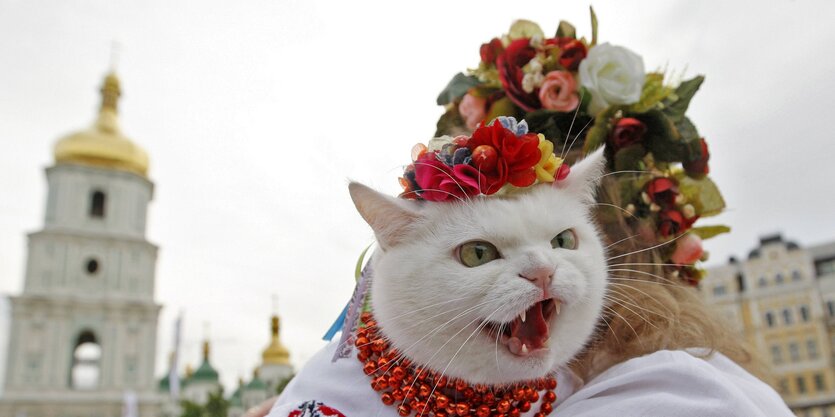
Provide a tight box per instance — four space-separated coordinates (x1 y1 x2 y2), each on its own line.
0 72 162 417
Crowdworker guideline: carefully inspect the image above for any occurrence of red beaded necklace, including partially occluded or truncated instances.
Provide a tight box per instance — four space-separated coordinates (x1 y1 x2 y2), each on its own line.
355 312 558 417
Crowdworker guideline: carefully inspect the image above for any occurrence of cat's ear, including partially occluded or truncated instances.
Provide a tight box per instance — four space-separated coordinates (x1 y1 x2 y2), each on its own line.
555 146 606 203
349 182 421 249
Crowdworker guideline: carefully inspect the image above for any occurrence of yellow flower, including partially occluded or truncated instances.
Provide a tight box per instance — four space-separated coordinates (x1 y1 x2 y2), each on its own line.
534 134 564 183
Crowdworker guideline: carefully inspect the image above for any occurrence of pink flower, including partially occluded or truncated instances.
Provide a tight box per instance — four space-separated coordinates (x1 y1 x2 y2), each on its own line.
458 93 487 130
413 153 479 202
670 233 704 265
538 71 579 112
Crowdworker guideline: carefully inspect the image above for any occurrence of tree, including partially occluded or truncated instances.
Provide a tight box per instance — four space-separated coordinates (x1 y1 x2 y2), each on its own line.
179 400 203 417
275 373 296 395
205 389 230 417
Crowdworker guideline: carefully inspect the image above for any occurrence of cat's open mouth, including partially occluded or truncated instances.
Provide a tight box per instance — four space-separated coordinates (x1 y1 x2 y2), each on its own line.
484 298 561 357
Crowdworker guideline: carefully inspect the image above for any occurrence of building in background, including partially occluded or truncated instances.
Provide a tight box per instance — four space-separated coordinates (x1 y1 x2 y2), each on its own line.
0 72 161 416
702 234 835 417
161 313 293 417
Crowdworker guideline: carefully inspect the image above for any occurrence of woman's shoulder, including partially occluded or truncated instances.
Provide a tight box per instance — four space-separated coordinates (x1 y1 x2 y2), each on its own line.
555 349 793 417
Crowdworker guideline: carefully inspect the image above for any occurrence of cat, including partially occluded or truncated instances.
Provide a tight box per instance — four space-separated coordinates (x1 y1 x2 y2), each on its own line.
266 148 609 417
348 147 608 385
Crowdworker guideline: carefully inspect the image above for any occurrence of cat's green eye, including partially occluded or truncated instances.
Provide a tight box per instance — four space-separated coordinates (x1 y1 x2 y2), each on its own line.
458 241 500 267
551 229 578 250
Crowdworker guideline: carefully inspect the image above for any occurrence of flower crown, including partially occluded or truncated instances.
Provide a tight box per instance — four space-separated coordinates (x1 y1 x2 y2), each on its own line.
399 116 570 202
427 9 728 285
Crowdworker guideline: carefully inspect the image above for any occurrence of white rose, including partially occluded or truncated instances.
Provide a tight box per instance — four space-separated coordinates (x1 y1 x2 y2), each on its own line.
578 43 645 115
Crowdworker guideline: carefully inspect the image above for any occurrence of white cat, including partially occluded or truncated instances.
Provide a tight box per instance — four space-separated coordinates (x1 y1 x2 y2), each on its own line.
266 149 609 417
350 147 608 385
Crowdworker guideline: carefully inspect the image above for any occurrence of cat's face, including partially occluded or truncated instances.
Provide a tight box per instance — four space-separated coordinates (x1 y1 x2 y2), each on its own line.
350 149 608 385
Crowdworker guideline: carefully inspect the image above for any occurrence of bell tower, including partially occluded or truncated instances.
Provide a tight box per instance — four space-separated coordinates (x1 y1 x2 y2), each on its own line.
0 72 161 417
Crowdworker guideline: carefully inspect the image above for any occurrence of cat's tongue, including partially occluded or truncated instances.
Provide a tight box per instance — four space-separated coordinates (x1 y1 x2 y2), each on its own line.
507 301 549 356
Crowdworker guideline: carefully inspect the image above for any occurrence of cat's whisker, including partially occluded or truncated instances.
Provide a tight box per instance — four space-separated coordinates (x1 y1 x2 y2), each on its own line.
562 116 595 159
602 292 670 322
379 296 475 322
601 305 642 342
607 269 682 287
605 234 640 249
606 280 676 315
595 170 647 180
592 202 640 221
560 89 585 159
601 294 661 330
606 232 687 261
412 161 470 201
609 262 693 268
494 322 504 375
377 299 499 380
398 304 498 411
419 306 502 417
399 187 465 203
360 299 492 353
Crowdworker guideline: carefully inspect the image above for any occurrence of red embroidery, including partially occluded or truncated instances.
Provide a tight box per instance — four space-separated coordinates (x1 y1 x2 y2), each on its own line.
288 400 346 417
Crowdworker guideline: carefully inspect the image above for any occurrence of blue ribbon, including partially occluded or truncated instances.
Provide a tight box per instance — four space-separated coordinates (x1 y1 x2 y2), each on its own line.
322 303 349 341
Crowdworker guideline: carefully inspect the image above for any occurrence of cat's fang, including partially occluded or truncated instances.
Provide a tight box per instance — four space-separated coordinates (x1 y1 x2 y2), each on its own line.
554 301 562 315
521 344 529 355
520 310 527 323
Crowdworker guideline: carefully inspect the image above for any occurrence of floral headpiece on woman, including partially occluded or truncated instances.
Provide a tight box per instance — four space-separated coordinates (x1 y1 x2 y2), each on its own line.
424 8 728 285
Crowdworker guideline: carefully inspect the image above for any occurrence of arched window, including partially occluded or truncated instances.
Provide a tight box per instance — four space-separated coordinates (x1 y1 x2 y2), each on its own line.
70 330 101 389
800 305 810 322
758 276 767 287
775 273 784 284
828 301 835 317
90 191 106 218
792 270 802 281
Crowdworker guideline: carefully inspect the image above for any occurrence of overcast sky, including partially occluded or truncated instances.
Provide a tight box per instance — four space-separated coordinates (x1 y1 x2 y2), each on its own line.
1 0 835 392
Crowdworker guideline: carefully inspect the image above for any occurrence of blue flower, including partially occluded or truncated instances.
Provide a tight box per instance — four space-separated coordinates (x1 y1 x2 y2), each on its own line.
492 116 529 136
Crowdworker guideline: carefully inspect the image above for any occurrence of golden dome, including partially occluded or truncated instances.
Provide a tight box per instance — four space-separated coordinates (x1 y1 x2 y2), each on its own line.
53 72 149 177
262 315 291 366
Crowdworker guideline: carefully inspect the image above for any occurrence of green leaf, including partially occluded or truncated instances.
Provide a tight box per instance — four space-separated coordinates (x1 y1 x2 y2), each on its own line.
583 121 608 155
436 73 481 106
556 20 576 39
590 6 599 46
689 225 731 240
509 19 545 40
485 96 518 122
675 116 700 143
629 73 671 113
638 110 684 162
434 106 468 137
663 75 704 122
614 144 647 172
678 176 726 217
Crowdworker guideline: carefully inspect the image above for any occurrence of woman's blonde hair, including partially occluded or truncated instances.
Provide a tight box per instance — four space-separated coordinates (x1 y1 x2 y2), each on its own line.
569 174 767 382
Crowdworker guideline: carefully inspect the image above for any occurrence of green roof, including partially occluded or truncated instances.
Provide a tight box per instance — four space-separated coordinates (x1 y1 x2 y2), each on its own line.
229 386 243 407
190 360 219 382
158 374 170 391
245 375 267 391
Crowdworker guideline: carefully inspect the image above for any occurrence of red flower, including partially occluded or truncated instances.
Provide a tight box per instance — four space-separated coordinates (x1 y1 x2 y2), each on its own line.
496 38 540 112
480 38 505 65
646 177 679 207
609 117 647 149
684 138 710 176
466 122 541 192
658 209 698 237
556 38 587 71
413 154 479 202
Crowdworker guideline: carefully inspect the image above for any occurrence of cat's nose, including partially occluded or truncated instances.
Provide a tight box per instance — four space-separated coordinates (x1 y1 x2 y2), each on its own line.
519 266 554 294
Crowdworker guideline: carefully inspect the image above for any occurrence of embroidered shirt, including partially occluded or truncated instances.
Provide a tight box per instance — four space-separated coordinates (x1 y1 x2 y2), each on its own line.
267 341 791 417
